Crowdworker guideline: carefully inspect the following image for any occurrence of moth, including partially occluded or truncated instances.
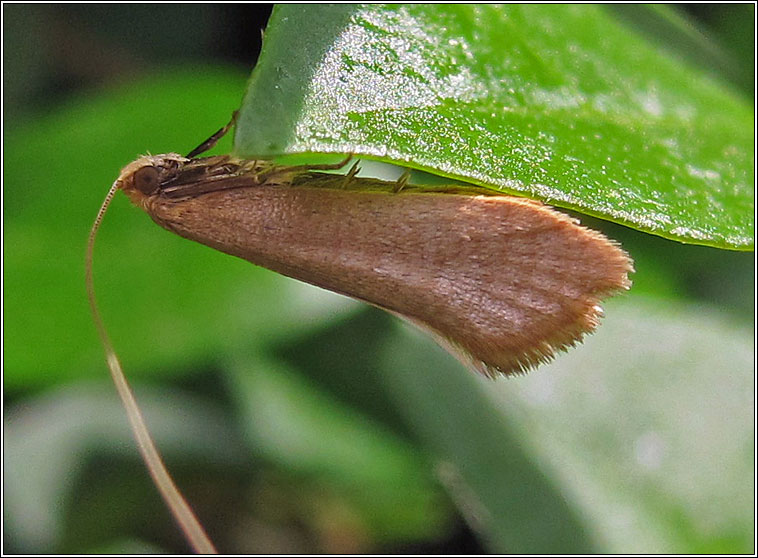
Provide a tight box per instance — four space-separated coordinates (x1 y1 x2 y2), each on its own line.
114 115 633 377
87 114 632 552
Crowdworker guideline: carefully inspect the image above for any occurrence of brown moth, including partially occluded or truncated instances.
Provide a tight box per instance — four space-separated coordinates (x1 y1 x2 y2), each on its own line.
88 117 632 552
113 123 633 377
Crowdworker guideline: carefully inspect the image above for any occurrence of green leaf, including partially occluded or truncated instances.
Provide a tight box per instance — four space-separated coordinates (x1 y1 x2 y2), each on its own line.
2 67 356 390
376 296 754 553
226 352 451 544
376 326 596 554
3 382 246 553
235 4 753 250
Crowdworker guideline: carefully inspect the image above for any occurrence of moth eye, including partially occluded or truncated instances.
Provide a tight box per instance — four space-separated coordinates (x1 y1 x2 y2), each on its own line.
133 166 160 194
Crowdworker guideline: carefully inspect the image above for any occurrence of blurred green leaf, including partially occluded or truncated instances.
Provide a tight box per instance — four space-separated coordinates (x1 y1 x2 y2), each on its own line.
3 381 246 553
374 296 753 553
85 538 168 555
235 4 753 249
691 4 755 95
376 328 596 554
2 67 357 390
226 351 451 544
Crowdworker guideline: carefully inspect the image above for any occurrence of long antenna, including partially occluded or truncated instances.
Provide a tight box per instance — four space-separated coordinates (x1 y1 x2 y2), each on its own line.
86 181 217 554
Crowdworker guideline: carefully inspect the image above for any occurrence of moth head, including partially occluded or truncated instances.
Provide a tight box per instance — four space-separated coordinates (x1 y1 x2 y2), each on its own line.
116 154 188 197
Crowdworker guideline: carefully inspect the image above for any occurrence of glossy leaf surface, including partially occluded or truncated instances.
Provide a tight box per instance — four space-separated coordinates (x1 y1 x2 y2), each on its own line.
236 5 753 249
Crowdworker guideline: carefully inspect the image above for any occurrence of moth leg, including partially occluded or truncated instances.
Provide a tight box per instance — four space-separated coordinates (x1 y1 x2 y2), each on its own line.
186 110 239 159
394 169 411 193
236 159 262 174
282 154 353 173
256 155 354 186
341 161 361 189
205 155 232 172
